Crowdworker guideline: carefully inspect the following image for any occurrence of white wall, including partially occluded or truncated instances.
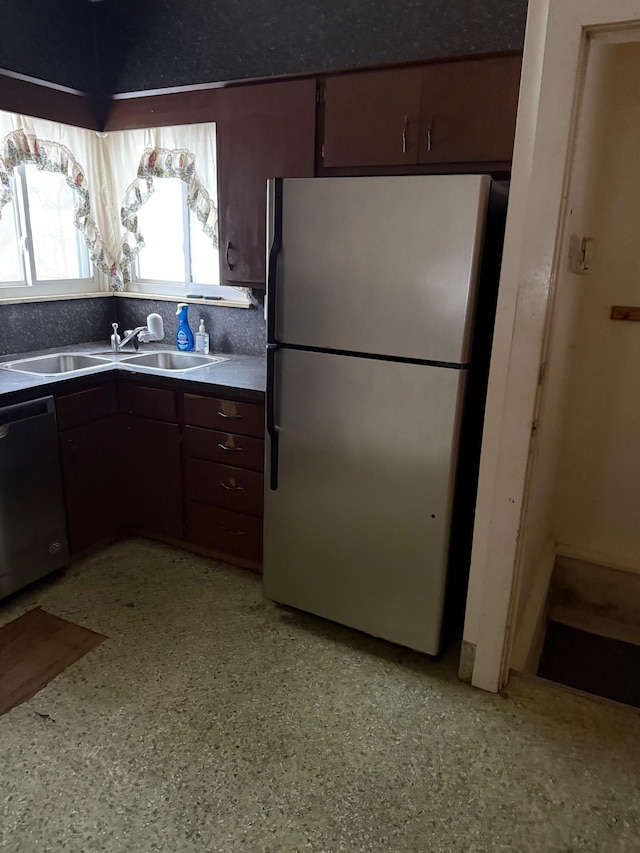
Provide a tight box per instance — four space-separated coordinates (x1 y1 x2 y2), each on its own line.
509 40 640 668
551 42 640 575
509 40 614 668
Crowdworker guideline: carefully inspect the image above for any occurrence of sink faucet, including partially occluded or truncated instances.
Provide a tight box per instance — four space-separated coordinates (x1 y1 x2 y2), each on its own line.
111 314 164 351
118 326 147 351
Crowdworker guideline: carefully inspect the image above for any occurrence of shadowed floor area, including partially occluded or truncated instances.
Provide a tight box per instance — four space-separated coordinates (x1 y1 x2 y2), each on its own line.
0 538 639 851
539 621 640 709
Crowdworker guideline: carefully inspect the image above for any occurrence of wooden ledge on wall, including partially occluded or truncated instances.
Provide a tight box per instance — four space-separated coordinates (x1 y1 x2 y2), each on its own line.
0 70 100 130
611 306 640 321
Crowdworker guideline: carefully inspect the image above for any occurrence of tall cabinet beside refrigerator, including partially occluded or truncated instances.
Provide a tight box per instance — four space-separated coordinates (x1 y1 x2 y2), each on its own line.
263 175 507 655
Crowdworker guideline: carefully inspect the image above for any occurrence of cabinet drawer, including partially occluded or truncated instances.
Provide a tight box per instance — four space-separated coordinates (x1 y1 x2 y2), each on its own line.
184 425 264 471
184 394 264 438
187 502 263 565
119 383 178 423
56 383 118 431
186 458 263 517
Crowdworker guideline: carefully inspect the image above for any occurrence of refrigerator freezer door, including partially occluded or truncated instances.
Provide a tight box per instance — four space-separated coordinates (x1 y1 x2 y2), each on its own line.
263 348 467 655
274 174 489 364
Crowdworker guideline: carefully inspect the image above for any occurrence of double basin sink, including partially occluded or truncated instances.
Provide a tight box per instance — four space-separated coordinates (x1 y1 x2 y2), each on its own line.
0 351 228 377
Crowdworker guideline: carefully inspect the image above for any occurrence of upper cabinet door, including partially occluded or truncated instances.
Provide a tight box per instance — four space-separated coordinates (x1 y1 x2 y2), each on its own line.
217 79 316 288
322 68 422 167
418 55 521 165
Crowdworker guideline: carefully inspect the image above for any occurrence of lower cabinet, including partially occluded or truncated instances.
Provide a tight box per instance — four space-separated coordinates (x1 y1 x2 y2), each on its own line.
118 382 183 539
183 393 265 570
56 380 265 569
56 382 120 555
187 503 263 568
59 416 121 555
120 415 184 540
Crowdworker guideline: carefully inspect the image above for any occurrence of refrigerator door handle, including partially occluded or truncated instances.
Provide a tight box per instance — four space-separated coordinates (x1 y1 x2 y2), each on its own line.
266 178 283 345
266 344 280 491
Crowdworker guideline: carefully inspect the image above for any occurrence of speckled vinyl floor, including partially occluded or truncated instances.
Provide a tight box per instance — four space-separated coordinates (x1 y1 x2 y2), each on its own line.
1 539 639 852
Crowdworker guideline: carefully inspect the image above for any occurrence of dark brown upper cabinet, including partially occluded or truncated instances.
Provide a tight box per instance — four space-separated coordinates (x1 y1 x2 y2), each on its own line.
216 79 316 288
321 68 422 168
418 55 521 166
319 54 521 171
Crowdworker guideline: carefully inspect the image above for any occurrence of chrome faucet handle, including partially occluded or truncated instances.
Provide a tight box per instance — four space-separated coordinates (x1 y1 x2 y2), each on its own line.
118 326 147 351
117 315 163 351
111 322 121 352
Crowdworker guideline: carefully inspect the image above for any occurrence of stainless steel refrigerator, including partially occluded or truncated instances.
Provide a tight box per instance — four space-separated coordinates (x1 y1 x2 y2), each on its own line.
263 174 506 655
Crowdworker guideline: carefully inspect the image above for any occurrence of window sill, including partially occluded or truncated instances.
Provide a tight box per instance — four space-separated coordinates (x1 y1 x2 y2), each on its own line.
118 291 252 309
0 291 112 306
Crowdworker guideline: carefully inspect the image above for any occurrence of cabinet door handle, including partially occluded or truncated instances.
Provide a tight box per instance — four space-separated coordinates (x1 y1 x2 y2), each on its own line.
217 411 241 419
427 117 433 152
402 115 408 155
225 241 234 270
220 482 244 491
220 526 246 536
217 443 243 452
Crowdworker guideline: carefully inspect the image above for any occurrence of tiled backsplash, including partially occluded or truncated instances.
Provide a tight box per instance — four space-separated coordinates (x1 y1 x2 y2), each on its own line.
0 295 266 357
115 298 266 357
0 297 116 357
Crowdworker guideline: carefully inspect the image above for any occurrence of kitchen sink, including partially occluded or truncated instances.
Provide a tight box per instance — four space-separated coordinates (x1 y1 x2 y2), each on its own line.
0 353 113 376
118 352 228 372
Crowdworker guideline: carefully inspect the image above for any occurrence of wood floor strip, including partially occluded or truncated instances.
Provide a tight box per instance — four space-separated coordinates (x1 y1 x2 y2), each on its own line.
0 609 67 675
0 608 106 716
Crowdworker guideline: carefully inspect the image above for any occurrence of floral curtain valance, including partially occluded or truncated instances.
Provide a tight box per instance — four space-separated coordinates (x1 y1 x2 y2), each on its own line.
0 129 124 289
119 146 219 287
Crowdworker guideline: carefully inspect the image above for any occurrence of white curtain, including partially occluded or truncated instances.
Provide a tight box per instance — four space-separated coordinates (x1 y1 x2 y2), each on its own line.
0 111 122 286
0 113 218 292
104 123 218 287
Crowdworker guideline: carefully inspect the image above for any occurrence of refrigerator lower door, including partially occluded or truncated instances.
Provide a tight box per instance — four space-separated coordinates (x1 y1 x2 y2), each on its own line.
263 348 467 655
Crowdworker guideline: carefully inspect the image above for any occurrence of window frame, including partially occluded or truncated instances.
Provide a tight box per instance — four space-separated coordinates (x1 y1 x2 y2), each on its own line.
0 164 106 301
129 176 250 304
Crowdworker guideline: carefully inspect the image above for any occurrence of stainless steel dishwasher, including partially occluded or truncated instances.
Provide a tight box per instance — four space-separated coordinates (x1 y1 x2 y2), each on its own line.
0 396 69 599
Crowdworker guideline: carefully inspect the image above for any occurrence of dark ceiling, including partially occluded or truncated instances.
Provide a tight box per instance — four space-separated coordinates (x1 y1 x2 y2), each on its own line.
0 0 528 96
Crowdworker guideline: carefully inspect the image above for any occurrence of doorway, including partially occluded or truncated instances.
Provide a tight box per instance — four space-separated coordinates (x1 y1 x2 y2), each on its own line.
461 1 640 696
513 40 640 705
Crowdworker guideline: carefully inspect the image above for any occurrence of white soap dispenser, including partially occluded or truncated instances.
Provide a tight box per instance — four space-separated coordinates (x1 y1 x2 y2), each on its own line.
195 318 210 354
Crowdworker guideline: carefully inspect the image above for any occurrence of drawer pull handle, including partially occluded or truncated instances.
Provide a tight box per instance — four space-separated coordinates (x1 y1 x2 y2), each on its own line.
217 411 242 419
220 482 244 491
220 527 246 536
217 443 243 452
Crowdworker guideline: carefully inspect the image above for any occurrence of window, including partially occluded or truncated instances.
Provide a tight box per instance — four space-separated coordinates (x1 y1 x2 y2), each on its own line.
135 177 220 287
0 165 92 289
0 119 247 304
121 139 248 303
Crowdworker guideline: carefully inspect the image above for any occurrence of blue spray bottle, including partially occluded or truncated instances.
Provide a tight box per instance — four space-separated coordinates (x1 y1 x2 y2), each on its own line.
176 302 195 351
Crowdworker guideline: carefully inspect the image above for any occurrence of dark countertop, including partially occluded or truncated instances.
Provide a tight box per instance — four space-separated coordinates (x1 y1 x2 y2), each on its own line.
0 342 266 406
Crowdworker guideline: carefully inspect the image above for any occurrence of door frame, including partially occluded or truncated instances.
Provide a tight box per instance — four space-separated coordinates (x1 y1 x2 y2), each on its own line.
463 0 640 692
